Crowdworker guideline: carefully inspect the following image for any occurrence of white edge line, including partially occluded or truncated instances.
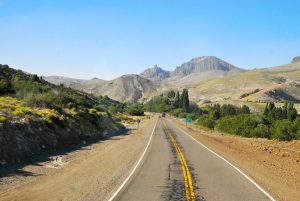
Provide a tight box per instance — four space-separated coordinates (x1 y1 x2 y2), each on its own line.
107 118 158 201
171 120 277 201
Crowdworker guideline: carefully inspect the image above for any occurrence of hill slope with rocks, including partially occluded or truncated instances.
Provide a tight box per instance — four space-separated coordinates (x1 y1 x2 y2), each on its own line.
0 64 123 165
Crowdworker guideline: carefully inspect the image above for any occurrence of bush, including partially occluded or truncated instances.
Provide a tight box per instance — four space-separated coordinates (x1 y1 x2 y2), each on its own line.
127 104 144 116
197 115 215 129
217 114 257 137
0 116 7 123
169 108 185 117
271 120 297 141
251 124 271 138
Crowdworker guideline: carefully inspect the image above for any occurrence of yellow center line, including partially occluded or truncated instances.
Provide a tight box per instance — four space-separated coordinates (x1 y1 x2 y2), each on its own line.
162 121 196 201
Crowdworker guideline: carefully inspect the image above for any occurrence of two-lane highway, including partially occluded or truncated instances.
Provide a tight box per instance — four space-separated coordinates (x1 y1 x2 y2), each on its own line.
111 118 275 201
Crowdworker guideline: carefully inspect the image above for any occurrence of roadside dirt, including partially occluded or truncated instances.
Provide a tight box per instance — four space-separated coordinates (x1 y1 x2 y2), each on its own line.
0 116 157 201
170 118 300 201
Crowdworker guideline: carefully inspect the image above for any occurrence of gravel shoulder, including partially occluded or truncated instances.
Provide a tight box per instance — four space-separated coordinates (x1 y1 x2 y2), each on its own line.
0 116 157 201
169 118 300 201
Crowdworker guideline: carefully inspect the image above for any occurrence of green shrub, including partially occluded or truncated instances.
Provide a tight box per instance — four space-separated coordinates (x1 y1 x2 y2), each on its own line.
271 120 297 141
251 124 271 138
169 108 184 117
217 114 257 137
127 104 144 116
0 116 7 123
197 115 215 129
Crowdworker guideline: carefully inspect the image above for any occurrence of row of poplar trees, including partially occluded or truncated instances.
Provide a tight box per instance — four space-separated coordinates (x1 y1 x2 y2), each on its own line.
168 89 190 112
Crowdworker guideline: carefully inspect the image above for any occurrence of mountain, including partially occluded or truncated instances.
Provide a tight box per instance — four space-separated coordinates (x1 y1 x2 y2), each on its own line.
172 56 243 77
42 56 300 104
75 74 157 102
42 76 85 87
140 65 170 82
292 56 300 63
44 56 245 102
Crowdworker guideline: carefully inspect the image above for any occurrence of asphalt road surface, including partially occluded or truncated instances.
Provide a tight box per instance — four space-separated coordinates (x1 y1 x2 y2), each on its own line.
113 118 274 201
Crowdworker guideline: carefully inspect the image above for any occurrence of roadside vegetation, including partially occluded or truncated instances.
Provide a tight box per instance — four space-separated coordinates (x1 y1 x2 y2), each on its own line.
197 102 300 141
0 65 128 164
145 89 203 119
144 87 300 141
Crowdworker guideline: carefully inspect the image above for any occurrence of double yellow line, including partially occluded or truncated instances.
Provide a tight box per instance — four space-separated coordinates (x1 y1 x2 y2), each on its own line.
162 121 196 201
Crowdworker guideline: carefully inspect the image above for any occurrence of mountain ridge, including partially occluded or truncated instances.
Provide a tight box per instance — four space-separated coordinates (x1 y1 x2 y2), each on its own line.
42 56 300 103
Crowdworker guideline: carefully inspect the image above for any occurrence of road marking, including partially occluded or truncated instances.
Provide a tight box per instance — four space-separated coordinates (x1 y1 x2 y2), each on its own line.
162 121 196 201
171 120 277 201
107 118 158 201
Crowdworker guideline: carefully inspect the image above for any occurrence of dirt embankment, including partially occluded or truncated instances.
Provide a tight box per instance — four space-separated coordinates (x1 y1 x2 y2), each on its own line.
0 115 122 165
0 116 157 201
171 118 300 201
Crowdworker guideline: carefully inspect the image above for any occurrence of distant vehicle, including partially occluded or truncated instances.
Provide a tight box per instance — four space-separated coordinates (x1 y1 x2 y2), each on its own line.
162 112 166 117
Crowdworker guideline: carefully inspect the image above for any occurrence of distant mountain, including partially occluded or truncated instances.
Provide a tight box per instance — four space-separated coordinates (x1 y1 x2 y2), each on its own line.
171 56 244 78
75 74 156 102
180 62 300 104
45 56 245 102
140 65 170 82
291 56 300 63
43 76 85 87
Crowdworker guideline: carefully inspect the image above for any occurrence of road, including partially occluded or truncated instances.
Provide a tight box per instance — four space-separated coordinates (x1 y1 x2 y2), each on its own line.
112 118 274 201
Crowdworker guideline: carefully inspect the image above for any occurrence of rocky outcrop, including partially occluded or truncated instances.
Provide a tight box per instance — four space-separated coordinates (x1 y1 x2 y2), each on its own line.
140 65 170 82
239 89 262 99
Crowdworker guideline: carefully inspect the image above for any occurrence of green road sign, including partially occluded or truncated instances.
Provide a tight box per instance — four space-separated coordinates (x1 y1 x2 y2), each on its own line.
184 117 192 124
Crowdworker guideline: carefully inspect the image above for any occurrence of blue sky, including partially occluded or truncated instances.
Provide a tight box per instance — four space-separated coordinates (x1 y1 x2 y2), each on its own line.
0 0 299 80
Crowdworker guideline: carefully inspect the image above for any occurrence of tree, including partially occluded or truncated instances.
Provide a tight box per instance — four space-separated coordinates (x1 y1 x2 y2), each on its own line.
167 90 176 99
174 91 180 109
182 89 189 112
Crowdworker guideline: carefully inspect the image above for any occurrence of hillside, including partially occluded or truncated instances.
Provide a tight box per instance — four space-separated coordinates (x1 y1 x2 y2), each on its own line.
0 64 123 164
183 63 300 104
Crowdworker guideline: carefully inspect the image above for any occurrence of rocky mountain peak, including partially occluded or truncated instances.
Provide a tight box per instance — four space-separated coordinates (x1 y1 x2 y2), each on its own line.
291 56 300 63
140 65 170 82
171 56 243 77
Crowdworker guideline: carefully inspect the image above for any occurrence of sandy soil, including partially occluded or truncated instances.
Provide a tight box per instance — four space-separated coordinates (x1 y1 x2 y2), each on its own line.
170 118 300 201
0 116 157 201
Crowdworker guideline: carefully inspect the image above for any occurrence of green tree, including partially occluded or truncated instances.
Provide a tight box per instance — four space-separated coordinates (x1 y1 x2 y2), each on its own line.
167 90 176 99
174 91 180 109
181 89 189 112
